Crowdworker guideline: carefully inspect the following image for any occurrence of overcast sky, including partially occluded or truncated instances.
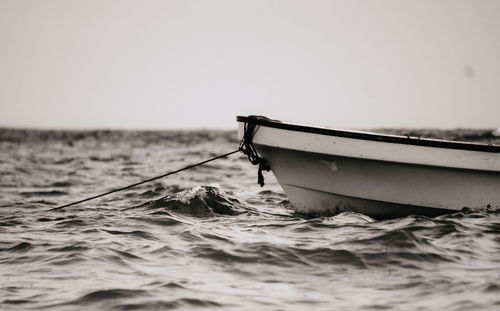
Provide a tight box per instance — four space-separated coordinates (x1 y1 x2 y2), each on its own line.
1 0 499 129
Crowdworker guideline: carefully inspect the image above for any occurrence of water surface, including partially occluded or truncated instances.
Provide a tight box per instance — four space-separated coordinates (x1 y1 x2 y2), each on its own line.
1 128 499 310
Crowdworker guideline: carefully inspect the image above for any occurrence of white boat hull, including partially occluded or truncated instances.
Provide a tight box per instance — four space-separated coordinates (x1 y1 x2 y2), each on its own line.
237 116 500 219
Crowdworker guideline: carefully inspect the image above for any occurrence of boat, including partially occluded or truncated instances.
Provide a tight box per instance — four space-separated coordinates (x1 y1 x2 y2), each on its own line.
237 115 500 219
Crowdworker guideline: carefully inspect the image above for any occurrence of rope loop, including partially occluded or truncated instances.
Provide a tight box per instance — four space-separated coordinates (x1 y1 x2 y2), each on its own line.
239 116 271 187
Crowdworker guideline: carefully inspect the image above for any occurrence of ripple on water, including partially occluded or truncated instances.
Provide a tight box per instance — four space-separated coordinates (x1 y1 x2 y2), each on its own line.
102 229 158 241
50 181 74 187
112 298 223 311
292 247 367 268
47 242 91 253
20 190 69 197
67 289 148 305
6 242 33 253
191 242 310 267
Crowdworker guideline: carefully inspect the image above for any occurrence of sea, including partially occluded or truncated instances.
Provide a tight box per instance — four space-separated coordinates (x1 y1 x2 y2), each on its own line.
1 127 499 311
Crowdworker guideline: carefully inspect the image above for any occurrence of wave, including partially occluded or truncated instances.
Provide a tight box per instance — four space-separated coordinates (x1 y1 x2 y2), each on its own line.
50 181 73 187
145 186 246 217
69 289 148 304
20 190 68 197
292 247 367 267
102 229 158 241
48 242 90 253
191 242 308 266
5 242 33 253
113 298 223 310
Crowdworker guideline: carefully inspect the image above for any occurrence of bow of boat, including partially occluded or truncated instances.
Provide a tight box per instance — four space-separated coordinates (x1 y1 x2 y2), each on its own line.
237 115 500 219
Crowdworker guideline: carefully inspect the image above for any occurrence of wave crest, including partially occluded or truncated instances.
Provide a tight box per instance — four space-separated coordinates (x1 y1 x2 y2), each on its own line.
146 186 245 217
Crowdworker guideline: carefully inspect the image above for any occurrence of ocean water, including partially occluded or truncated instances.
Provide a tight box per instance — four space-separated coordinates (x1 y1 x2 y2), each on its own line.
1 128 499 311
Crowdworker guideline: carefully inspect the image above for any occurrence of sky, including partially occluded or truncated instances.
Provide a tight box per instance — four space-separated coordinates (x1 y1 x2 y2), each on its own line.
1 0 499 130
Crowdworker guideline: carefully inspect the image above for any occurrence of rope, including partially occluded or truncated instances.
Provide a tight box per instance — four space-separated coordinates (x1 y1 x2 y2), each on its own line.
239 118 270 187
47 149 240 211
46 117 270 212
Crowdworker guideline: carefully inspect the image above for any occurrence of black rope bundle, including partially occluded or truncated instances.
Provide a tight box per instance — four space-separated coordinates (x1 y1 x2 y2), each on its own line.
239 118 271 187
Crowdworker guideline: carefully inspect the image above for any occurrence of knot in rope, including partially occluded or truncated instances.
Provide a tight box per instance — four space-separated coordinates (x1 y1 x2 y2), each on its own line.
239 117 271 187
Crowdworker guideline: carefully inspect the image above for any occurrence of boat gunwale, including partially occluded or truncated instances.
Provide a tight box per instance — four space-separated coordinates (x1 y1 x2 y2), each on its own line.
237 116 500 153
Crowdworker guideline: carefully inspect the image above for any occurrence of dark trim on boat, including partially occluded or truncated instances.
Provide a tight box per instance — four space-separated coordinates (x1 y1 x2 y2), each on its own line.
237 116 500 153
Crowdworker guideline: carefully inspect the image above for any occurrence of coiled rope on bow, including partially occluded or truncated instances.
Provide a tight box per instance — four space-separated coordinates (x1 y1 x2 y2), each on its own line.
239 118 271 187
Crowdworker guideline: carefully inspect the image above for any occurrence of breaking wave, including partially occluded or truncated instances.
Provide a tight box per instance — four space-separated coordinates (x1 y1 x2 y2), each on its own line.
144 186 247 217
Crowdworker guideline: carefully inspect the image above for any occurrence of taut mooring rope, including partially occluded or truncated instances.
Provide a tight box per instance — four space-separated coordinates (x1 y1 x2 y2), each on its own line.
48 149 240 211
47 117 269 212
